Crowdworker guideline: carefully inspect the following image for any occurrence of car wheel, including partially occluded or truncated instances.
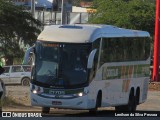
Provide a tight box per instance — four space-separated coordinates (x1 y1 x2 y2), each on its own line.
22 78 30 86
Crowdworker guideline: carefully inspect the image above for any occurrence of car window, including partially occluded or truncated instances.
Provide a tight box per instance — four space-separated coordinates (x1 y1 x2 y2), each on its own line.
3 67 10 73
23 66 31 72
11 66 23 72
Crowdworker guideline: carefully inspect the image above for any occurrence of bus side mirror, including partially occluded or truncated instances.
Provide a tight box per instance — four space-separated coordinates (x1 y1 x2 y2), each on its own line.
23 46 35 65
87 49 97 69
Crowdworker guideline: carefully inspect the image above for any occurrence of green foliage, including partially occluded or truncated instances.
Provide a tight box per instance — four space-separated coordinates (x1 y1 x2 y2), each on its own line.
70 0 83 6
89 0 155 39
0 0 42 65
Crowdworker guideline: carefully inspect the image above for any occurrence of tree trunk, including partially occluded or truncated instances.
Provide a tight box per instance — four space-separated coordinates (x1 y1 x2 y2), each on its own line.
5 56 13 65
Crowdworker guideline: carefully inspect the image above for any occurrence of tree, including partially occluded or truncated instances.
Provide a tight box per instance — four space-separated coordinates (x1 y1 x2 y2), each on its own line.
89 0 155 41
0 0 42 65
70 0 83 6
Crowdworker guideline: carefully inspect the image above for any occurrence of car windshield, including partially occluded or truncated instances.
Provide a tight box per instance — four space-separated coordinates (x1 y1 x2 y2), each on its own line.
34 41 91 88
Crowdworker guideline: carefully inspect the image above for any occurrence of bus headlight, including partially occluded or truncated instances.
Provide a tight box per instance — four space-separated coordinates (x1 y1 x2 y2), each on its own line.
78 92 83 97
32 86 42 94
75 90 89 97
32 90 37 94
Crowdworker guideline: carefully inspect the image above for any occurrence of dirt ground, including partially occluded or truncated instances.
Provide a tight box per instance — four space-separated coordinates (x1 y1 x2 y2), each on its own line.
2 83 160 112
148 82 160 91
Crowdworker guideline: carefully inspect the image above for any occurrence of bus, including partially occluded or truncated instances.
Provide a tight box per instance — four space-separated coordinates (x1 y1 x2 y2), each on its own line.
24 24 150 113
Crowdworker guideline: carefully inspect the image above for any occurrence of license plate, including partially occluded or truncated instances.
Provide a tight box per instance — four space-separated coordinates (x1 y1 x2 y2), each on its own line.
52 101 62 105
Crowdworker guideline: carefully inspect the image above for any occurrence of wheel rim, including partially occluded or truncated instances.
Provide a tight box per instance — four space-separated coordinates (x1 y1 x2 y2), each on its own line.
22 78 30 86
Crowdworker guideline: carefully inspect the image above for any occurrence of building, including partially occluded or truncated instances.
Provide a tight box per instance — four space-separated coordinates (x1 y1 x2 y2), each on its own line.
11 0 30 6
11 0 72 11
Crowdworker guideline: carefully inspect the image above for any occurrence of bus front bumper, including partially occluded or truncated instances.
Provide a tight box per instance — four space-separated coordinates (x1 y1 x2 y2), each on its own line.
30 92 92 109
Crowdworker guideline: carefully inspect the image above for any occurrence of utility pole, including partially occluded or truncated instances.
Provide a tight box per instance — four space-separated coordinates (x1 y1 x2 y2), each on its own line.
31 0 35 18
153 0 160 82
61 0 64 25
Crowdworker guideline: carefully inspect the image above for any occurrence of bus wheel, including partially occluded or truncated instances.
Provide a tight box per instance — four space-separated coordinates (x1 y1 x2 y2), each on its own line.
115 106 125 111
89 93 101 115
21 78 30 86
115 91 137 112
125 91 137 111
42 107 50 114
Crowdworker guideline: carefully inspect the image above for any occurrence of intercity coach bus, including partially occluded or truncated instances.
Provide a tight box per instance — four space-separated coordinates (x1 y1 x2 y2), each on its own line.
24 24 150 113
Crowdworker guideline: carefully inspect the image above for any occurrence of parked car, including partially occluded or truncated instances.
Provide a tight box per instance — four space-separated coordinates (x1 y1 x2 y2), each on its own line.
0 65 31 86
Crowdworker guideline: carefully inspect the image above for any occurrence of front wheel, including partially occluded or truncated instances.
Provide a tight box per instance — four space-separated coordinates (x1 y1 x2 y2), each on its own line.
42 107 50 114
21 78 30 86
89 93 101 114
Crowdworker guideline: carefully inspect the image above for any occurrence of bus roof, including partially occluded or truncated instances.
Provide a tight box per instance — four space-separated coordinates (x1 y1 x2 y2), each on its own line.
37 24 150 43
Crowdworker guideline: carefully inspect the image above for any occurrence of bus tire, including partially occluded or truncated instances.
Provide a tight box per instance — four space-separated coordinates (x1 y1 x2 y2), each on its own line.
42 107 50 114
89 92 101 114
115 90 137 112
21 78 30 86
136 87 140 105
124 90 137 111
115 105 125 111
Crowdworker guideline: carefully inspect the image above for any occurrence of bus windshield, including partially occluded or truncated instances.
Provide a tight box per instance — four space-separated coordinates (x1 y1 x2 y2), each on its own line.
34 41 91 88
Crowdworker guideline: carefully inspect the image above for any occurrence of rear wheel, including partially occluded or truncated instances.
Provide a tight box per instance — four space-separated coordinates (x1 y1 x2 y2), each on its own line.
21 78 30 86
42 107 50 114
126 91 137 111
115 90 137 112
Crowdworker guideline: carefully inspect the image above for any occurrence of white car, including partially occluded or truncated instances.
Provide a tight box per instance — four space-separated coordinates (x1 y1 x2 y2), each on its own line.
0 65 31 86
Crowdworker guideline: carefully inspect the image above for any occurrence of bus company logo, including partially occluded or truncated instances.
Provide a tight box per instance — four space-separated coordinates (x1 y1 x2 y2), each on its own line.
49 90 65 95
103 68 119 79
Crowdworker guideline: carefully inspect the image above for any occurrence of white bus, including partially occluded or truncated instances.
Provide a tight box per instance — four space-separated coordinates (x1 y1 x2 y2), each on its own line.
24 24 150 113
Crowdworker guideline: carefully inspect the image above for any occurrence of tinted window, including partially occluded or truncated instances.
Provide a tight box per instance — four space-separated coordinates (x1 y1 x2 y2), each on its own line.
34 41 91 88
3 67 10 73
100 37 150 65
11 66 23 72
23 66 31 72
